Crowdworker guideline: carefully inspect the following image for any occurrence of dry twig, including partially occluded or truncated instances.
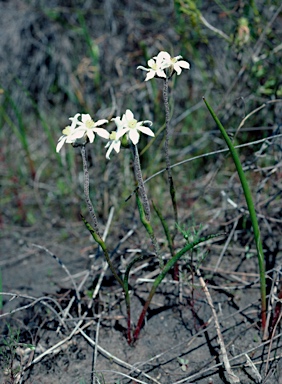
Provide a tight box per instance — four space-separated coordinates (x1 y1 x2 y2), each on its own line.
196 269 240 383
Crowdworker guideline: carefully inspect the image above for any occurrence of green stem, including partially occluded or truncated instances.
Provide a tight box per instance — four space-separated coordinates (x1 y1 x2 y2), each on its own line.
81 146 101 237
163 78 178 227
131 138 162 266
124 289 132 345
152 200 174 258
132 143 151 222
203 97 266 330
163 78 178 279
133 233 222 343
81 215 124 288
135 192 163 268
83 213 132 343
80 146 132 342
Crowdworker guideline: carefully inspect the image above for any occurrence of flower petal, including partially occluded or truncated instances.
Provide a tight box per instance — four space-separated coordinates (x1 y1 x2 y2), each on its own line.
56 137 66 153
57 134 65 142
69 113 81 128
129 129 140 145
138 126 155 137
116 128 129 140
93 128 110 139
177 60 190 69
66 129 85 141
87 130 95 143
137 65 150 72
173 63 182 75
105 142 114 159
105 140 120 159
157 51 170 62
147 58 156 69
81 114 92 123
157 51 171 69
94 119 108 127
125 109 134 121
145 70 156 81
156 68 166 78
113 141 121 153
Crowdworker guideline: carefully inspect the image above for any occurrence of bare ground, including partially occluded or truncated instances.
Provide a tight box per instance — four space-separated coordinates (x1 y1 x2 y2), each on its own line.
1 193 282 384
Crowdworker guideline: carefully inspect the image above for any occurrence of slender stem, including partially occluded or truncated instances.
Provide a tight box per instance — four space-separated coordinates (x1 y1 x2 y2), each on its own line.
163 78 178 226
81 215 124 288
203 97 266 330
135 192 163 268
133 233 222 342
131 144 162 266
81 145 133 342
80 145 124 288
132 144 151 221
81 145 101 237
163 78 178 279
124 289 132 345
152 200 174 258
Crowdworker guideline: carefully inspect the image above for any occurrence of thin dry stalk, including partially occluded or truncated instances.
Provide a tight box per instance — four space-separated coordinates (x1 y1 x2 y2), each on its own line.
92 317 101 384
78 328 162 384
31 243 82 317
172 331 282 384
265 306 282 375
23 320 93 369
263 270 278 340
0 293 67 329
245 354 262 383
143 133 282 185
56 270 90 334
213 219 238 272
95 370 152 384
196 268 240 383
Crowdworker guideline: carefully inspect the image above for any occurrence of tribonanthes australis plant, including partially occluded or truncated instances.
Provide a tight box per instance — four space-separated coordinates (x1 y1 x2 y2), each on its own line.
56 50 266 345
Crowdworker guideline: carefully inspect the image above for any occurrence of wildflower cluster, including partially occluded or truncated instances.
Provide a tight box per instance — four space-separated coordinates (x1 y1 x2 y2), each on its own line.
53 45 267 348
56 113 109 153
56 50 190 156
137 51 190 81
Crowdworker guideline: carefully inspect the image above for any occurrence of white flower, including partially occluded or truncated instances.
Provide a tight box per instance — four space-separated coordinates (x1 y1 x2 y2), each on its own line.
137 51 190 81
157 51 190 76
70 113 109 143
105 131 122 159
56 113 80 153
137 56 166 81
104 117 124 159
116 109 154 145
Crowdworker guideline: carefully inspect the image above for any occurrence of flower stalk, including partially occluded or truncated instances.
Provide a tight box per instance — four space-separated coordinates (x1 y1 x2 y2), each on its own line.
135 192 163 269
132 144 162 267
132 143 151 221
56 50 192 346
163 78 178 227
80 145 101 237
